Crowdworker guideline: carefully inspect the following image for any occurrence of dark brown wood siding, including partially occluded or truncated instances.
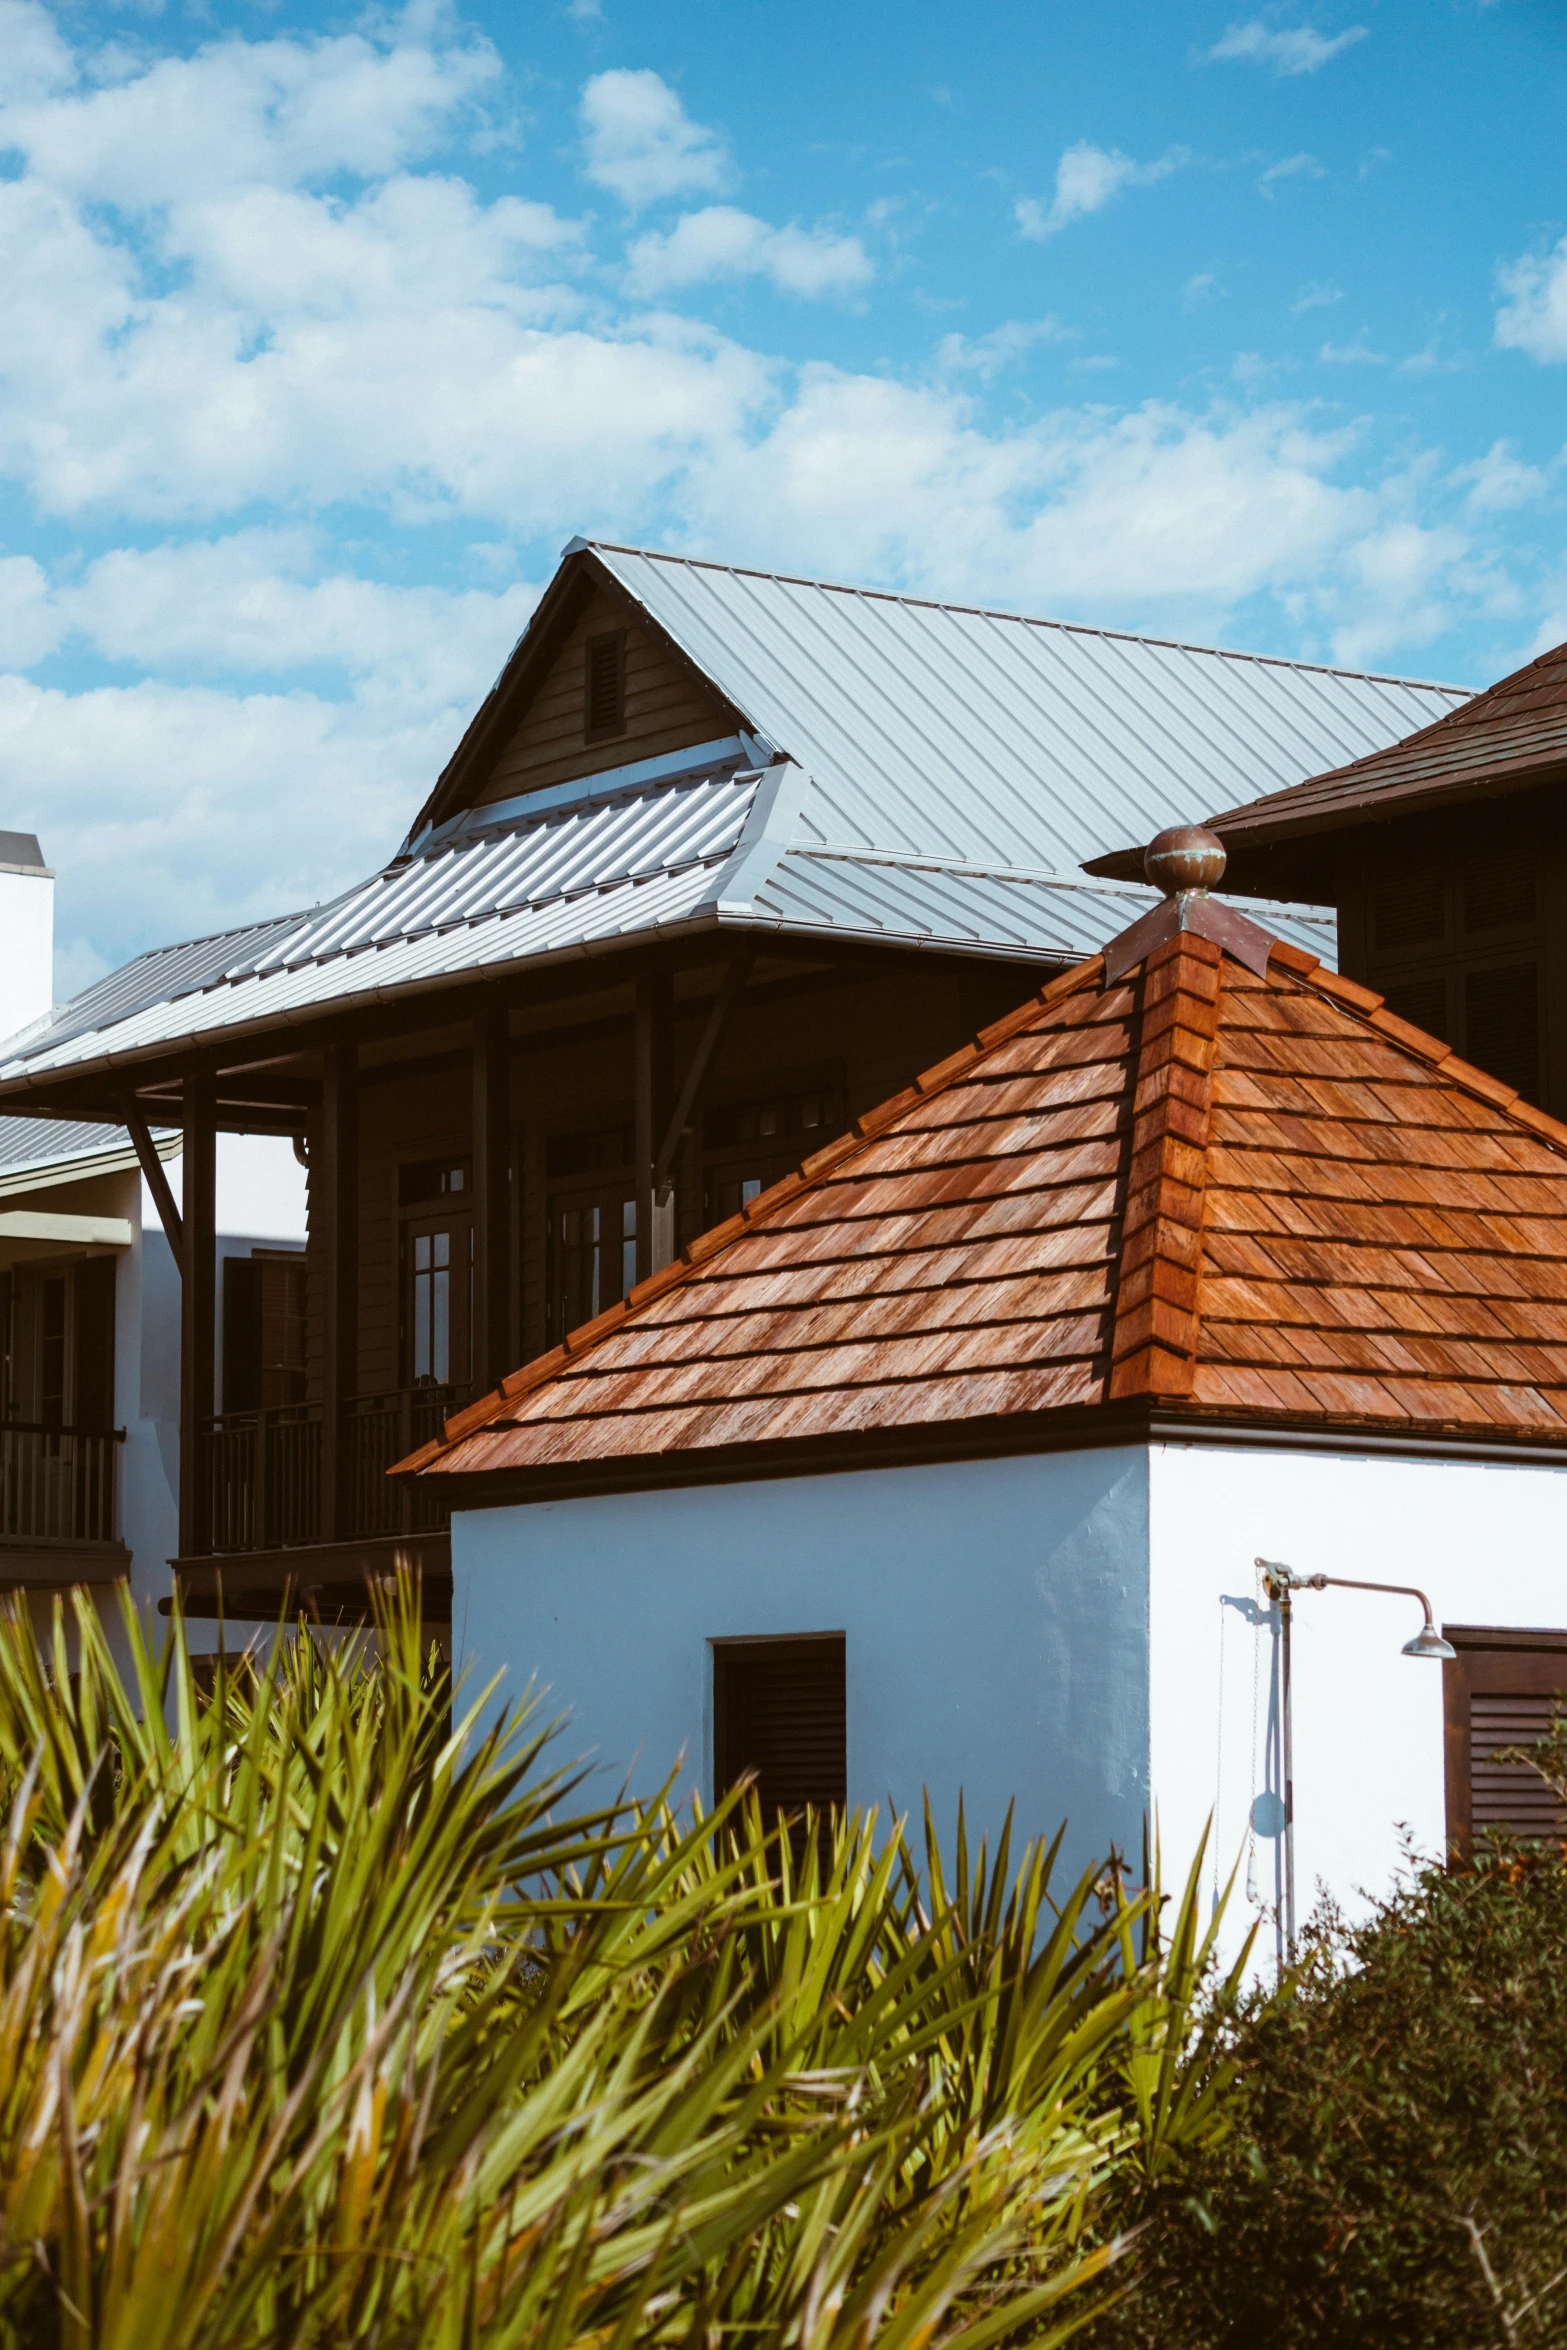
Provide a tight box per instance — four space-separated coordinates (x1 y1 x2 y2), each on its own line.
476 587 729 807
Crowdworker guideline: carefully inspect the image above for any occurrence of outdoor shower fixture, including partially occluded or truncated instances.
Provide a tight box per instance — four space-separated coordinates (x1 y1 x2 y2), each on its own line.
1254 1560 1456 1963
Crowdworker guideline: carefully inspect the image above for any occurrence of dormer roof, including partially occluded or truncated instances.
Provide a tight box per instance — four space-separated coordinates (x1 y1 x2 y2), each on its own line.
406 897 1567 1494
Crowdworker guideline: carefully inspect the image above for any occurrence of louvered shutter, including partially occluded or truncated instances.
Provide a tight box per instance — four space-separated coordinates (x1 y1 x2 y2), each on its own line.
714 1637 846 1845
1444 1631 1567 1855
1463 962 1541 1102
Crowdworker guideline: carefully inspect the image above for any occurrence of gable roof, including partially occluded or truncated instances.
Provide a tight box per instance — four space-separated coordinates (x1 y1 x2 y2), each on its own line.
431 540 1469 870
1198 635 1567 854
406 896 1567 1491
0 539 1467 1099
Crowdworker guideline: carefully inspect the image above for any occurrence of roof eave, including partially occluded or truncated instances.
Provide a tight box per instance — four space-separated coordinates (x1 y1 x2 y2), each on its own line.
403 1391 1567 1509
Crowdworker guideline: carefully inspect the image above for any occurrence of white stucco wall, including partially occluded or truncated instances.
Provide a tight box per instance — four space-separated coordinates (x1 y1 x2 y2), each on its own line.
0 866 53 1040
453 1445 1150 1882
1149 1439 1567 1966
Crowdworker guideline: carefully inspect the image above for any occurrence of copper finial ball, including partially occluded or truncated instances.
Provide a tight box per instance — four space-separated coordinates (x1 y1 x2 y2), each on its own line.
1144 825 1227 897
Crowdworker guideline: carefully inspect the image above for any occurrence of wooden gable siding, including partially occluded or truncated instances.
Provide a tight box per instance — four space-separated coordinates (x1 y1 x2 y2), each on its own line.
474 587 731 809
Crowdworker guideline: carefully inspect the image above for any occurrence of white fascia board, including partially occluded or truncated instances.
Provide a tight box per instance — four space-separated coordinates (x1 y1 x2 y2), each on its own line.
0 1210 133 1245
696 760 813 919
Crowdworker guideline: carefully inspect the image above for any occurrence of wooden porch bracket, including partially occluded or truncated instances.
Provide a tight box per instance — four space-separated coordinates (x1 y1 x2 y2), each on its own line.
122 1098 183 1266
653 949 756 1205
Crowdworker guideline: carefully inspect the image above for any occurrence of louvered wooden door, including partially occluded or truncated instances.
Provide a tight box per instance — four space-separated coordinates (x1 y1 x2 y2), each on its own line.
1444 1630 1567 1857
713 1636 846 1855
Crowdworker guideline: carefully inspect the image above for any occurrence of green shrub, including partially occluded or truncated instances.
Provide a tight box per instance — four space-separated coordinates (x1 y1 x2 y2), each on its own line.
0 1582 1232 2350
1094 1835 1567 2348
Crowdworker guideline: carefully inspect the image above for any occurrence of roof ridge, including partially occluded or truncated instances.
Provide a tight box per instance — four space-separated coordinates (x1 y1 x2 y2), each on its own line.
1109 930 1222 1400
585 541 1472 695
403 947 1111 1468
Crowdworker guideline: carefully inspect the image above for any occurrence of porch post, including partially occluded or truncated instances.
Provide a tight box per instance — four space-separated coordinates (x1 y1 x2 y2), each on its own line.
177 1066 217 1559
318 1042 359 1543
472 999 512 1393
634 969 675 1283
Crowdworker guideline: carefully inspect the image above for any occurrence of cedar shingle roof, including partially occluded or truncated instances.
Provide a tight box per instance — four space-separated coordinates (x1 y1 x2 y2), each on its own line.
406 911 1567 1487
1204 636 1567 849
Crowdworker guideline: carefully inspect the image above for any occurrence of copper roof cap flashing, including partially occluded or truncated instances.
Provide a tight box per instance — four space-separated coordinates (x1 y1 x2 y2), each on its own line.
1102 824 1277 984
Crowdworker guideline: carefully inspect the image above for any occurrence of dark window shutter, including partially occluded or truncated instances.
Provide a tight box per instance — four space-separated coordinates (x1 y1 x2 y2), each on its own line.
1444 1631 1567 1856
584 630 626 740
714 1636 846 1853
222 1257 263 1413
1469 1693 1567 1840
1380 975 1449 1044
1374 865 1446 951
1463 961 1539 1099
72 1257 116 1430
1464 847 1537 935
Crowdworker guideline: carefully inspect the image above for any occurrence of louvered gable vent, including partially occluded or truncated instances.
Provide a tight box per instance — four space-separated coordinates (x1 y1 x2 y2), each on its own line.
584 629 626 741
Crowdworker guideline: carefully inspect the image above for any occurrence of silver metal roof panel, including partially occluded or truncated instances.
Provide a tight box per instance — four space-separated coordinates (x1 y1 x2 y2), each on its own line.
591 543 1468 870
0 544 1465 1091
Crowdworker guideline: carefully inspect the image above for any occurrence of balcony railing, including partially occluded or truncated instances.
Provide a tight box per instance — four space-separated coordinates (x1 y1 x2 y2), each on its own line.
0 1423 123 1545
202 1385 470 1555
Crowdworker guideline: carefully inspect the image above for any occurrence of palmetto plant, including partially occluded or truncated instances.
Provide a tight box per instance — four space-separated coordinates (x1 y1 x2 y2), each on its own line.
0 1583 1246 2350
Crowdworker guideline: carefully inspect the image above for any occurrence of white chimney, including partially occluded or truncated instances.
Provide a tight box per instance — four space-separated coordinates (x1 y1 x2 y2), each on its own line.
0 832 54 1043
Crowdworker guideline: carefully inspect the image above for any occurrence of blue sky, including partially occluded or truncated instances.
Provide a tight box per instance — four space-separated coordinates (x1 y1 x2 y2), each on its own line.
0 0 1563 990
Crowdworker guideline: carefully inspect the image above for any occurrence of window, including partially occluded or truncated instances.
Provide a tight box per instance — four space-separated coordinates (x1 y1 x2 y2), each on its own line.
704 1085 843 1226
1380 975 1450 1045
1443 1627 1567 1857
548 1186 636 1341
222 1253 307 1412
399 1156 470 1208
713 1635 847 1866
584 630 626 742
1 1257 117 1429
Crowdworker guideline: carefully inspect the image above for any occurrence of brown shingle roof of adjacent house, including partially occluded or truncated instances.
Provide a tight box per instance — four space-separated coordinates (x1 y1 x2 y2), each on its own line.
1201 636 1567 850
404 903 1567 1491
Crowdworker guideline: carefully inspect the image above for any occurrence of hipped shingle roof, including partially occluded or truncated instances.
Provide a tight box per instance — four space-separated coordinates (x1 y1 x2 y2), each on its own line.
406 906 1567 1487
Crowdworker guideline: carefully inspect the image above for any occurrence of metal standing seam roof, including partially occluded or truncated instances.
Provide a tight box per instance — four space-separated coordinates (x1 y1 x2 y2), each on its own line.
409 913 1567 1487
587 542 1471 870
1206 636 1567 848
0 542 1468 1091
0 1115 178 1197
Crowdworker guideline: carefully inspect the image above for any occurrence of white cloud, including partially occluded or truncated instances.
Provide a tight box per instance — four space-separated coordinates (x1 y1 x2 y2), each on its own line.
1291 280 1342 313
1015 141 1179 240
578 69 730 209
1451 441 1550 514
934 319 1072 379
1320 333 1386 364
1495 235 1567 362
0 5 502 208
1260 153 1325 192
0 0 1532 982
625 207 871 299
1207 20 1368 75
